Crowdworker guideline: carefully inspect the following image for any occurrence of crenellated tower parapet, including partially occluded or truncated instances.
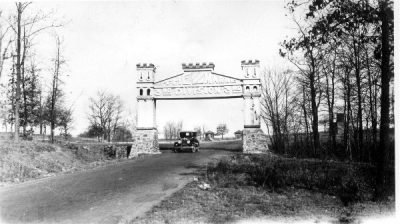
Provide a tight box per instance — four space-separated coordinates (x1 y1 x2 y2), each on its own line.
182 62 215 72
136 63 156 99
241 60 260 79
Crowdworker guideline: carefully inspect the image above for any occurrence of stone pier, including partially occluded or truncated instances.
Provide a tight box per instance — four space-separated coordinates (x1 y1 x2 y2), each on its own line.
243 128 269 153
130 129 160 157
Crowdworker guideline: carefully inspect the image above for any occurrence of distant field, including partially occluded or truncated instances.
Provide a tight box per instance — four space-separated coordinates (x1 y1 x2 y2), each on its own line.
159 140 243 151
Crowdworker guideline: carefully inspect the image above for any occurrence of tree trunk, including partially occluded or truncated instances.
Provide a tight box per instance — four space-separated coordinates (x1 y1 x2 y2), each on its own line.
50 38 61 143
310 72 320 156
14 4 22 141
366 50 377 163
375 0 391 199
302 86 310 147
355 68 363 160
21 30 28 136
344 68 352 161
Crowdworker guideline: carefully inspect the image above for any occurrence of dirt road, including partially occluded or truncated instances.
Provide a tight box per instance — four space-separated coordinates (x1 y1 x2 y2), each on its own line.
0 149 232 224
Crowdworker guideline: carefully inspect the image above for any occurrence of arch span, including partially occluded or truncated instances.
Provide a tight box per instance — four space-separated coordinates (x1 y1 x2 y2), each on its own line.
134 61 269 154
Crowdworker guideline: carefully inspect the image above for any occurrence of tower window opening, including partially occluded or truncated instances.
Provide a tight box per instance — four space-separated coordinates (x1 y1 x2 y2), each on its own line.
147 89 151 95
139 89 143 96
246 86 250 92
253 86 258 91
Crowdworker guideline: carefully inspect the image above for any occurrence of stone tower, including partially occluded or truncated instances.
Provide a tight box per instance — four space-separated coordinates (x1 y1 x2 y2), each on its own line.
133 63 159 155
242 60 261 128
241 60 269 153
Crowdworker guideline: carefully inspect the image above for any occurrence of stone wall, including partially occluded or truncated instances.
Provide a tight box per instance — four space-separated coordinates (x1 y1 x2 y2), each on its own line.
131 129 160 157
243 128 269 153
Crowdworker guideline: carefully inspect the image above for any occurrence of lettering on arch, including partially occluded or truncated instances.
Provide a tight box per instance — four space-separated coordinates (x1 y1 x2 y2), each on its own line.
154 71 244 99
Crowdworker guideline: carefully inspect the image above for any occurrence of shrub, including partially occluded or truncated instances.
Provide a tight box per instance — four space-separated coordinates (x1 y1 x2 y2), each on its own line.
206 154 379 205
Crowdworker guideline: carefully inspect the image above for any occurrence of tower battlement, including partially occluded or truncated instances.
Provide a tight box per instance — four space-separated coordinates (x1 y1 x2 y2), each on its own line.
182 62 215 71
241 59 260 78
241 60 260 66
136 63 155 69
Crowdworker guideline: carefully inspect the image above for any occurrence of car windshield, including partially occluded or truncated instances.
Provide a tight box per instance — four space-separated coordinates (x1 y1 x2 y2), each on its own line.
180 132 196 138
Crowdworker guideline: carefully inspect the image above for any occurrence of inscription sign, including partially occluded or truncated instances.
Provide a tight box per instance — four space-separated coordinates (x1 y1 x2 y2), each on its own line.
154 72 243 99
157 72 241 87
153 85 242 97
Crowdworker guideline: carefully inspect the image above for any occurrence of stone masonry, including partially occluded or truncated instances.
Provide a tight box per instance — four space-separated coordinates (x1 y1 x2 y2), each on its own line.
130 129 160 157
243 128 269 153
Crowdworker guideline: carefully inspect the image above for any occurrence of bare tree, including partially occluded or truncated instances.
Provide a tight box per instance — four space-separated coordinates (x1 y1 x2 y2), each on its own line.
163 121 174 140
88 90 124 142
280 18 324 154
163 121 183 140
261 68 296 154
216 123 228 139
49 35 65 143
0 10 13 79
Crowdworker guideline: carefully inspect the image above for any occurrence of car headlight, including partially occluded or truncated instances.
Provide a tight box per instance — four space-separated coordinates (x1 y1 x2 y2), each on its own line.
178 140 182 144
187 140 190 144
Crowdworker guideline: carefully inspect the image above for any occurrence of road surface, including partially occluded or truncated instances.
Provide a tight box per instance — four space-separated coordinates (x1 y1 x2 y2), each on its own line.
0 149 232 224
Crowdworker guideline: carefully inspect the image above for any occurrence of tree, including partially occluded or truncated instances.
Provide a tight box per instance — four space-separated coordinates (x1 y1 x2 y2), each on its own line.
283 0 394 198
376 0 394 199
58 107 73 137
112 126 132 142
216 123 228 139
79 124 103 141
88 90 124 142
0 10 13 79
280 18 324 154
300 0 393 197
48 35 65 143
163 120 183 140
5 2 62 140
261 68 297 154
12 2 26 141
0 83 9 131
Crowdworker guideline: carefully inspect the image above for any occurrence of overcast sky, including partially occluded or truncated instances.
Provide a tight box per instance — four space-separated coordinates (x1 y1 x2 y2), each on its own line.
0 0 296 137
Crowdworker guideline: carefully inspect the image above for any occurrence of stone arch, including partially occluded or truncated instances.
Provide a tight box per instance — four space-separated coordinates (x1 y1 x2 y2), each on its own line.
245 86 250 92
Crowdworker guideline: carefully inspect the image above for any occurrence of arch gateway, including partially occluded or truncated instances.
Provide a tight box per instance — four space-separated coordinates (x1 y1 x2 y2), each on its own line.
133 60 269 154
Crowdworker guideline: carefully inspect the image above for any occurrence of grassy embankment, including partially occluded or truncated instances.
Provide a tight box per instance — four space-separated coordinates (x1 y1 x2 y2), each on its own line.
0 140 132 184
133 153 395 224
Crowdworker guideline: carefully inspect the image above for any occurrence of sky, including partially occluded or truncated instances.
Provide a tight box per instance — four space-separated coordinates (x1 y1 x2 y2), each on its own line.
0 0 296 137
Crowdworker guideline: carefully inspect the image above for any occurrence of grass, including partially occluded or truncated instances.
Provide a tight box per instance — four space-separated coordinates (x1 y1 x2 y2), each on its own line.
133 153 395 224
0 140 132 184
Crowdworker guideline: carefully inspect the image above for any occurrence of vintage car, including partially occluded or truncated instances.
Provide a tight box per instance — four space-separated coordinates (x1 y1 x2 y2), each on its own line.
173 131 200 153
